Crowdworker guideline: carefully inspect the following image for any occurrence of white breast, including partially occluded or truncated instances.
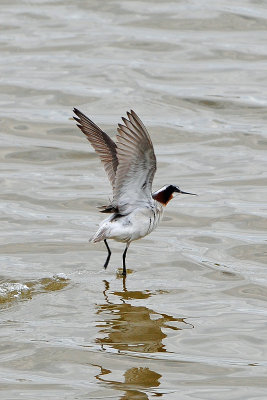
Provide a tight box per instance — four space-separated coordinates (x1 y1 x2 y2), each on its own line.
103 202 163 243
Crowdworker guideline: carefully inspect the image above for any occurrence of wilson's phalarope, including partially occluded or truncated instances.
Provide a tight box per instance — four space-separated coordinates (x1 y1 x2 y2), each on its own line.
73 108 196 276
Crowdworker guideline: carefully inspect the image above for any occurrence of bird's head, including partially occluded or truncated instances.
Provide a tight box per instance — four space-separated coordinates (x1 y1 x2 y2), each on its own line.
152 184 196 206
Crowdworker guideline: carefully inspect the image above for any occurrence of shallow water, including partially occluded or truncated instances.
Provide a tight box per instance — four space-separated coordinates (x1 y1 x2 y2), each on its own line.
1 0 267 398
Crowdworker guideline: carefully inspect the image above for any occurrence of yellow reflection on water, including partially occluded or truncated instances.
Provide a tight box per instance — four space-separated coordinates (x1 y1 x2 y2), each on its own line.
96 280 185 353
95 364 161 400
0 275 70 308
95 279 193 398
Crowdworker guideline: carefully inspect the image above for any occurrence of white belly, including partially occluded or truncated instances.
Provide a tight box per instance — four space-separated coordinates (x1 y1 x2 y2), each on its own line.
94 205 163 243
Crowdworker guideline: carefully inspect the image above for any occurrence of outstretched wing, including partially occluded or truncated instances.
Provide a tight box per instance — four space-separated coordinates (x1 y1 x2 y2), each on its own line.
113 110 157 214
73 108 118 189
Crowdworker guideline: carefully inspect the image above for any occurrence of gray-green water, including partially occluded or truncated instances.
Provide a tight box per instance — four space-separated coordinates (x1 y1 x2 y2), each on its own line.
1 1 267 399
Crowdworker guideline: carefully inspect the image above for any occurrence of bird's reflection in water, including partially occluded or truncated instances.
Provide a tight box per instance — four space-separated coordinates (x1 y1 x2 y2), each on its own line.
94 279 193 398
95 364 161 400
96 279 188 353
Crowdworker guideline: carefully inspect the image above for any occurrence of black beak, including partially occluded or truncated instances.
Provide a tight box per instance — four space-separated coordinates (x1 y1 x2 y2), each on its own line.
178 190 197 196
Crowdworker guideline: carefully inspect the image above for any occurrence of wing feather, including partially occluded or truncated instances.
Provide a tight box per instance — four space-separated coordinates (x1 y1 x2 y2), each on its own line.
73 109 157 215
113 110 157 214
73 108 118 189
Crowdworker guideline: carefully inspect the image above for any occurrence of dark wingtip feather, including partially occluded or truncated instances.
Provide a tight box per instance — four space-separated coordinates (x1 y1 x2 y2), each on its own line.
73 107 81 115
98 205 119 213
73 108 85 121
72 108 119 189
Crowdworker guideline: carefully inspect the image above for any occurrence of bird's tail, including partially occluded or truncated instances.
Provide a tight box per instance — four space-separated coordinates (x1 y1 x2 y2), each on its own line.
89 225 109 243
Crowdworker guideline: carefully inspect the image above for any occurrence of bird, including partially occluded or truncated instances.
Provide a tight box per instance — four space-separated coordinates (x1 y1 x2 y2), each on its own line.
73 108 196 276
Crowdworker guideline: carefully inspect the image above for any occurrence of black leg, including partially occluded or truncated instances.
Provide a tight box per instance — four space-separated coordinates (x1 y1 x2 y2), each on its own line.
103 239 111 270
122 243 129 276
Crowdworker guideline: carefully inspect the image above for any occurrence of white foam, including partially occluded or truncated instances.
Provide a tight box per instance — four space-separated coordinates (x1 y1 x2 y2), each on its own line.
0 283 30 299
53 273 68 280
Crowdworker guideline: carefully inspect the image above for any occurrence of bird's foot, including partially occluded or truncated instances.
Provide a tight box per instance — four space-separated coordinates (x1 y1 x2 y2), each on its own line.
116 268 133 277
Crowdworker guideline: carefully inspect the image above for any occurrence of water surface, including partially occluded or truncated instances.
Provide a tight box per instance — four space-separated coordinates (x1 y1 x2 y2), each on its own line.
1 0 267 398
